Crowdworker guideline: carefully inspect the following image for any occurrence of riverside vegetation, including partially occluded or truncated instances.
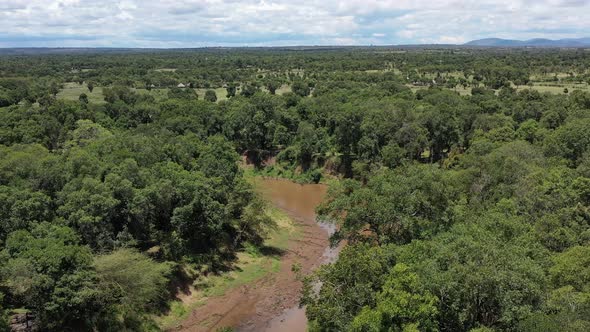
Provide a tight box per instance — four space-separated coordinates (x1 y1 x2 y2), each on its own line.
0 47 590 331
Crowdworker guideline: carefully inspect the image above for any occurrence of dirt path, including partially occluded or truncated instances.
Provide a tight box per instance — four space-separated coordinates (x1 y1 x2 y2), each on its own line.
173 179 329 332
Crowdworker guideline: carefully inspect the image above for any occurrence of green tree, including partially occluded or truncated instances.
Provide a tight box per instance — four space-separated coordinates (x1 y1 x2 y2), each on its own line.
265 80 282 95
234 198 275 247
399 216 548 331
419 104 460 161
66 120 113 148
196 135 240 186
226 84 237 98
381 141 407 168
350 264 439 332
291 80 310 97
395 123 430 160
550 246 590 293
1 223 107 331
303 244 394 331
0 186 53 242
240 83 260 97
56 177 119 250
78 93 89 104
318 165 454 245
49 82 60 97
94 249 172 327
544 118 590 165
204 89 217 102
167 87 197 100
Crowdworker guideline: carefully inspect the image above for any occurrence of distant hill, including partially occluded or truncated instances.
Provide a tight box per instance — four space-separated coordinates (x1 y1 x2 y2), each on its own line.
465 37 590 47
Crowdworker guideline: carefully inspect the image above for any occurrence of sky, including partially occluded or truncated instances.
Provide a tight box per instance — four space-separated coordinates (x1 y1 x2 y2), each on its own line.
0 0 589 48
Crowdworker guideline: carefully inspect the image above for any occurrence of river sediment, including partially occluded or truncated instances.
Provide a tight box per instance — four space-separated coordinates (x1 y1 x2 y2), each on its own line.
175 178 332 332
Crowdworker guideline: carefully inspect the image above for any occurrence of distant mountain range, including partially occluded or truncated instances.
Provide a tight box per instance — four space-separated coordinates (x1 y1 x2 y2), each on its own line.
465 37 590 47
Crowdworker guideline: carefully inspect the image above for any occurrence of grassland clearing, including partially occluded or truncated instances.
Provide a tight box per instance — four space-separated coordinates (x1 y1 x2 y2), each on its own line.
57 82 105 103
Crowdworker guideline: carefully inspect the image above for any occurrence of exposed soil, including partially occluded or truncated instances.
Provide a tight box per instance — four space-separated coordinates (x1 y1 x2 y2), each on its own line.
172 178 330 332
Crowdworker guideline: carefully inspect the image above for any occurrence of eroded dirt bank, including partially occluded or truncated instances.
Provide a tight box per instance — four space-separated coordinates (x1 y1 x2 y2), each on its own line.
174 178 330 332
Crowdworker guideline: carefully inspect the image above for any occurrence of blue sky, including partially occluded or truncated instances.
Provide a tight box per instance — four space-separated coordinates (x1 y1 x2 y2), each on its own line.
0 0 589 47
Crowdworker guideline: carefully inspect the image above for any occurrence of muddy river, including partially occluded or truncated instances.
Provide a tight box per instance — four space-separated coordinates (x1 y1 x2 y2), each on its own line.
258 178 338 332
176 178 338 332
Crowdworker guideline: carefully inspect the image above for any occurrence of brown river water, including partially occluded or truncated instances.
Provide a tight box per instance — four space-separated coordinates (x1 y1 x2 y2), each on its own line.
258 178 339 332
176 178 339 332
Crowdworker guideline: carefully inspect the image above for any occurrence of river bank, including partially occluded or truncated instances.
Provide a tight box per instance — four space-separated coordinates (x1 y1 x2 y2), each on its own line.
162 177 332 331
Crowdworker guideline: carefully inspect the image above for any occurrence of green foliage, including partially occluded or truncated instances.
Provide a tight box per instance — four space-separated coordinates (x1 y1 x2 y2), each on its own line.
235 199 276 247
1 47 590 331
167 87 197 100
204 89 217 102
0 186 52 242
540 246 590 329
0 223 105 331
381 141 407 168
226 84 237 98
79 93 89 104
544 118 590 165
196 135 240 185
265 79 281 95
291 80 310 97
240 83 260 97
318 165 455 245
66 119 113 148
399 217 548 331
94 249 172 328
57 177 120 249
303 244 395 331
550 246 590 291
350 264 438 332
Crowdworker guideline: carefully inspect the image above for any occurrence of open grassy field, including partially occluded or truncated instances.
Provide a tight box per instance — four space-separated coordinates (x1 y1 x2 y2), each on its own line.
62 79 586 105
57 82 105 103
363 68 402 75
525 82 590 94
406 81 590 97
195 88 229 101
134 87 230 102
268 84 292 95
58 81 294 106
133 88 169 100
136 85 292 103
530 72 574 81
406 84 472 96
421 71 466 79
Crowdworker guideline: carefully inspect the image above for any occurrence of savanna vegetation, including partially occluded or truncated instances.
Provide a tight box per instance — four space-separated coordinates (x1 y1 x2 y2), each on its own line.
0 46 590 331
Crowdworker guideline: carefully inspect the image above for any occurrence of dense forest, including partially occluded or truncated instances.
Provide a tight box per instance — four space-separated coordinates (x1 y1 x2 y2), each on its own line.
1 47 590 331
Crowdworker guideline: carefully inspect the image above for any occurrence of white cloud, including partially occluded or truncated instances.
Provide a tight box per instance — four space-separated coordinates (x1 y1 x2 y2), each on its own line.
0 0 589 47
438 35 467 44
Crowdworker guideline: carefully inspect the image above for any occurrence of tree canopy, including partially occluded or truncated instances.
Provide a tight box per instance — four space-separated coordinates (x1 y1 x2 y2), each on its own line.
1 46 590 331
